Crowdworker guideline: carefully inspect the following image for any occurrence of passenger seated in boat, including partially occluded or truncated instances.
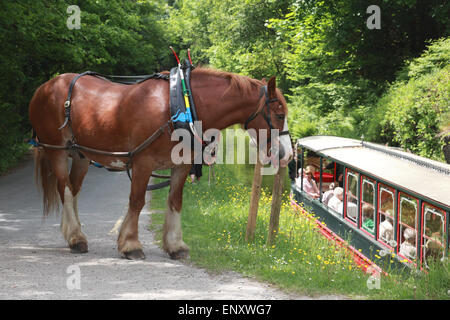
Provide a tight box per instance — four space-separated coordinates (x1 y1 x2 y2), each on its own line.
346 202 358 220
399 228 417 260
361 204 374 234
379 210 394 243
328 187 343 214
322 182 336 205
288 151 301 182
296 165 320 199
424 232 444 262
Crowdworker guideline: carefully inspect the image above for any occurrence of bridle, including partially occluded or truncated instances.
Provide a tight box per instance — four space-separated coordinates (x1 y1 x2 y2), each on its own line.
244 85 290 139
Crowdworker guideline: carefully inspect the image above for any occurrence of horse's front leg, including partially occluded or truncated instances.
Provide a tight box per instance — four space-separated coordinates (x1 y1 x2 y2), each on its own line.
163 164 191 259
118 160 153 260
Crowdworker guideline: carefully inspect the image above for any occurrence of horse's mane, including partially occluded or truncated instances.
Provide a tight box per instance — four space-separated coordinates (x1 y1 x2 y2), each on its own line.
192 67 263 98
191 67 288 113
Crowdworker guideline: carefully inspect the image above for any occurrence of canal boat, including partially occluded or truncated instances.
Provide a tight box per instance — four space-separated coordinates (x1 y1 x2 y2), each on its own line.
290 135 449 271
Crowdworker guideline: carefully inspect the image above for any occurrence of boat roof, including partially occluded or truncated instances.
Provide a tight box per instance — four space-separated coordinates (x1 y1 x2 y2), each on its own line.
296 135 450 209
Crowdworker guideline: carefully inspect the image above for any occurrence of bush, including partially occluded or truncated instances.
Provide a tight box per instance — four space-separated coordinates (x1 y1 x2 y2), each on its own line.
0 0 169 175
379 38 450 161
287 79 382 140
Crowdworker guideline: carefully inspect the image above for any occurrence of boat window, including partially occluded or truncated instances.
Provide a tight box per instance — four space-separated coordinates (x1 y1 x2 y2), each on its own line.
361 177 375 235
290 145 303 182
422 204 446 268
294 151 321 200
378 186 395 246
319 159 336 195
345 170 358 223
398 194 418 262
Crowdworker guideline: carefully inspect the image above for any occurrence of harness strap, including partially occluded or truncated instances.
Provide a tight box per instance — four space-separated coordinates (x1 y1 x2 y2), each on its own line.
244 85 291 143
59 71 169 131
31 71 173 189
146 180 171 191
244 86 267 130
125 121 170 181
59 71 98 130
30 119 171 160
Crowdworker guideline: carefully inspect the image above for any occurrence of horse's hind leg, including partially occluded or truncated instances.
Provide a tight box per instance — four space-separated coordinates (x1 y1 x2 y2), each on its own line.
67 153 90 252
47 150 88 253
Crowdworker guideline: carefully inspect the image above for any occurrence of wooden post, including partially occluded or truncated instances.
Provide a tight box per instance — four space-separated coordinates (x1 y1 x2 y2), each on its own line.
267 166 286 246
245 160 263 242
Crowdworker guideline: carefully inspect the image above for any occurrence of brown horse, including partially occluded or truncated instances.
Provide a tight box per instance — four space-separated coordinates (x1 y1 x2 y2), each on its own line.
29 67 293 260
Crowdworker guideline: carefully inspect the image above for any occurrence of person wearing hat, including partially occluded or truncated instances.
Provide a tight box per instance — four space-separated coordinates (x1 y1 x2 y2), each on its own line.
399 228 417 260
296 165 320 199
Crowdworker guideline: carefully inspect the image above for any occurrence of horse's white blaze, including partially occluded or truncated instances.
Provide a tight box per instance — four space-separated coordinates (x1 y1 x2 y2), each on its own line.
279 119 293 166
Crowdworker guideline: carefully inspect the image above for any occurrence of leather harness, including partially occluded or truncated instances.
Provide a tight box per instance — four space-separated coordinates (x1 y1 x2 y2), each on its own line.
30 71 171 181
30 69 290 184
244 85 290 140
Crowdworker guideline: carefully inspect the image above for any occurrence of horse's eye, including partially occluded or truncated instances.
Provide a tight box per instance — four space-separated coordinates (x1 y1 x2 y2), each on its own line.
276 114 285 121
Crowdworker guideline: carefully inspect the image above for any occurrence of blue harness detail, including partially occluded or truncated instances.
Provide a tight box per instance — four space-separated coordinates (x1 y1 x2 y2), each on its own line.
171 109 191 123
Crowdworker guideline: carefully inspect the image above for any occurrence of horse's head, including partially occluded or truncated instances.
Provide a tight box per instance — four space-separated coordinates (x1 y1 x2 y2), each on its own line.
244 76 293 168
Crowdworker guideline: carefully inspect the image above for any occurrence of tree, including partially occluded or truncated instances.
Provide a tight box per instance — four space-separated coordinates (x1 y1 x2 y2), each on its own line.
0 0 169 173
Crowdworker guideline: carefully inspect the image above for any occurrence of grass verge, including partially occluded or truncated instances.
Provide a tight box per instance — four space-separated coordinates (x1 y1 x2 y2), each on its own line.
148 164 450 299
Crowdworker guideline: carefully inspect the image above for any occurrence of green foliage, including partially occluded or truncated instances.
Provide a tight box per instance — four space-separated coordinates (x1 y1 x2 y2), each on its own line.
165 0 214 64
1 0 450 175
398 37 450 81
167 0 292 90
0 0 169 174
265 1 449 161
378 39 450 160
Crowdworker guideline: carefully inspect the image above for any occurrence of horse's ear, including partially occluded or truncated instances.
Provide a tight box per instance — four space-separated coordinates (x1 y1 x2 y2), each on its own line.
268 76 276 97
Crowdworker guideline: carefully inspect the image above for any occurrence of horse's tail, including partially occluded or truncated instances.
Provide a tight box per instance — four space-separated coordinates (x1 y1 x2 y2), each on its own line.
34 147 59 216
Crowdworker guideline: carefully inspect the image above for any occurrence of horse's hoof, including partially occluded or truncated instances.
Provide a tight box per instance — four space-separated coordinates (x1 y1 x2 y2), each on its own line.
69 242 88 254
121 249 146 260
168 249 189 260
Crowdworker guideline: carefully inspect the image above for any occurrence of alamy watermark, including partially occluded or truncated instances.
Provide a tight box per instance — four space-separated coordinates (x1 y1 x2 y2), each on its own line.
67 5 81 30
169 124 290 175
366 5 381 29
66 264 81 290
366 273 381 290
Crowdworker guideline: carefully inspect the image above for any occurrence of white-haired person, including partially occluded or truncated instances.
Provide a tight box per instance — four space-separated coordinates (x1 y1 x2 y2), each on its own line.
327 187 344 214
399 228 417 260
379 209 394 243
296 165 320 199
322 182 336 205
